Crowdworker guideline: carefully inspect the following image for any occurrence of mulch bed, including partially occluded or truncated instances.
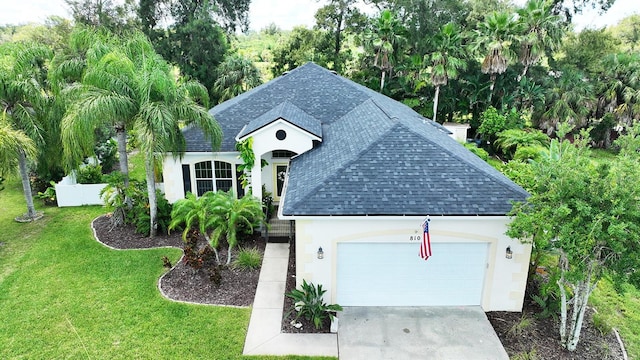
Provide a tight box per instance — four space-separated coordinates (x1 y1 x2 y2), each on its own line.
92 214 264 307
281 240 332 333
487 297 625 359
93 215 183 249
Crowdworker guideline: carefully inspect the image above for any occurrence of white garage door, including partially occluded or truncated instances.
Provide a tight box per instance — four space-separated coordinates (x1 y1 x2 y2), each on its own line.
336 242 488 306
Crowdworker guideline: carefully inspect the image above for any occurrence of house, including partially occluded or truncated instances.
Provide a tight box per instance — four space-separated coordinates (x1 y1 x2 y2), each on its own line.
162 62 531 312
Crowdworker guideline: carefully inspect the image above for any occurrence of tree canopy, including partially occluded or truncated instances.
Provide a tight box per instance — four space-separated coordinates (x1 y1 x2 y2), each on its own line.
507 125 640 350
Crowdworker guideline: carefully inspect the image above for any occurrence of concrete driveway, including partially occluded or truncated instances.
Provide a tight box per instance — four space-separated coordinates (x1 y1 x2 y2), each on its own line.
338 306 508 360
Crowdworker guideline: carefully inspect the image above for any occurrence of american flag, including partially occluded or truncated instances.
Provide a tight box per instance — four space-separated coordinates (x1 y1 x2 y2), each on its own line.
419 219 432 261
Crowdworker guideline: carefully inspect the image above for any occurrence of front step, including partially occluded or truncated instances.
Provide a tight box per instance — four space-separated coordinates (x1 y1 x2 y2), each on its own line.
266 236 290 243
265 217 294 243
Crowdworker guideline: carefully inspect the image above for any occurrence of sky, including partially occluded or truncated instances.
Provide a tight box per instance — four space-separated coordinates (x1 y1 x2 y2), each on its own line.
0 0 637 32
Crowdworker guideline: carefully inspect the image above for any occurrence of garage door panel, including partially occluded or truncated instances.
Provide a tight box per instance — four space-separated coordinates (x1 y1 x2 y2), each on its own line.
337 242 488 306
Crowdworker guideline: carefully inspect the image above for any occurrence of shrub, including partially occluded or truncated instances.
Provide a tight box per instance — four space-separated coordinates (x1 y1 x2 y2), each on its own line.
30 166 65 193
95 138 118 173
592 312 612 336
101 174 171 235
234 248 262 270
76 164 104 184
132 189 173 236
182 229 221 285
508 313 532 337
464 142 489 161
497 160 536 193
262 185 275 220
286 280 343 329
478 106 506 139
36 181 57 206
530 272 561 321
514 145 545 162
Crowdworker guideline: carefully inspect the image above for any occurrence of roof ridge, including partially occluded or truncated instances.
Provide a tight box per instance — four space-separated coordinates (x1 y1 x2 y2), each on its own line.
370 97 397 121
209 64 316 115
401 122 528 197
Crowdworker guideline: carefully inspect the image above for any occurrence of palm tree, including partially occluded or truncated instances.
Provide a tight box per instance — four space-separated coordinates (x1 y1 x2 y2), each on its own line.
428 22 467 123
365 9 407 91
62 32 222 236
61 37 137 188
474 11 519 96
516 0 563 80
540 67 596 135
170 191 263 265
599 52 640 124
209 191 264 265
0 41 52 221
170 191 222 264
213 54 262 103
511 75 545 113
0 118 38 188
129 38 221 237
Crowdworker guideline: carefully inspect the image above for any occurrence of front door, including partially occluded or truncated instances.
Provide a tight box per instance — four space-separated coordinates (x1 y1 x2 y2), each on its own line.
274 164 288 201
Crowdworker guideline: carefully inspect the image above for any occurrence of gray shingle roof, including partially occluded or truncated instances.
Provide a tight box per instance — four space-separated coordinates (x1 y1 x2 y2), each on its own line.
184 62 528 216
186 62 369 152
237 100 322 139
281 96 528 216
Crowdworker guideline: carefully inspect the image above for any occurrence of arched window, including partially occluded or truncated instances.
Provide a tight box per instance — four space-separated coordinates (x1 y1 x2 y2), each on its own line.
194 161 233 196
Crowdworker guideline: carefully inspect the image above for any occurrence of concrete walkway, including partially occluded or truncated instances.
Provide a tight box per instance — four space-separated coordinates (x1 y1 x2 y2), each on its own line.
242 243 339 357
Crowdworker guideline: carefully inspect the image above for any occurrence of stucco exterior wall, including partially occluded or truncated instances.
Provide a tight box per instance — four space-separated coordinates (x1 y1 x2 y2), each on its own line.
163 119 320 203
293 216 531 312
247 119 319 202
248 119 317 157
162 152 241 203
162 149 296 203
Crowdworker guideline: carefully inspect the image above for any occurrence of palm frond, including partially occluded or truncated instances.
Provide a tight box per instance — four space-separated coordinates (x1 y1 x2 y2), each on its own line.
0 115 37 175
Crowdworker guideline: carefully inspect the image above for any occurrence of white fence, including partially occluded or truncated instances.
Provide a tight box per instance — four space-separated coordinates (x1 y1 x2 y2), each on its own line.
55 175 164 207
55 175 107 207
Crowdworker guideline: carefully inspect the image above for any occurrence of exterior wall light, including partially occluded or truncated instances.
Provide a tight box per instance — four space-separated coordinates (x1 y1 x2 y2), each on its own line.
506 246 513 259
317 247 324 259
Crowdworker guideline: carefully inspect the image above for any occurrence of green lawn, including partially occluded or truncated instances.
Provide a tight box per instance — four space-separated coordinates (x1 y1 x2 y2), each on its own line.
127 150 146 182
590 279 640 359
0 179 332 360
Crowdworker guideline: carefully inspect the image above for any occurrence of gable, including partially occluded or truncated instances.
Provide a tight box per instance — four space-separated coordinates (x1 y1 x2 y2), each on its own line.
237 101 322 140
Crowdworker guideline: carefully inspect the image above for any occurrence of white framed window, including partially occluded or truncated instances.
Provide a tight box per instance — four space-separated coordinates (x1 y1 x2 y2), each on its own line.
194 160 233 196
214 161 233 193
272 150 296 158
